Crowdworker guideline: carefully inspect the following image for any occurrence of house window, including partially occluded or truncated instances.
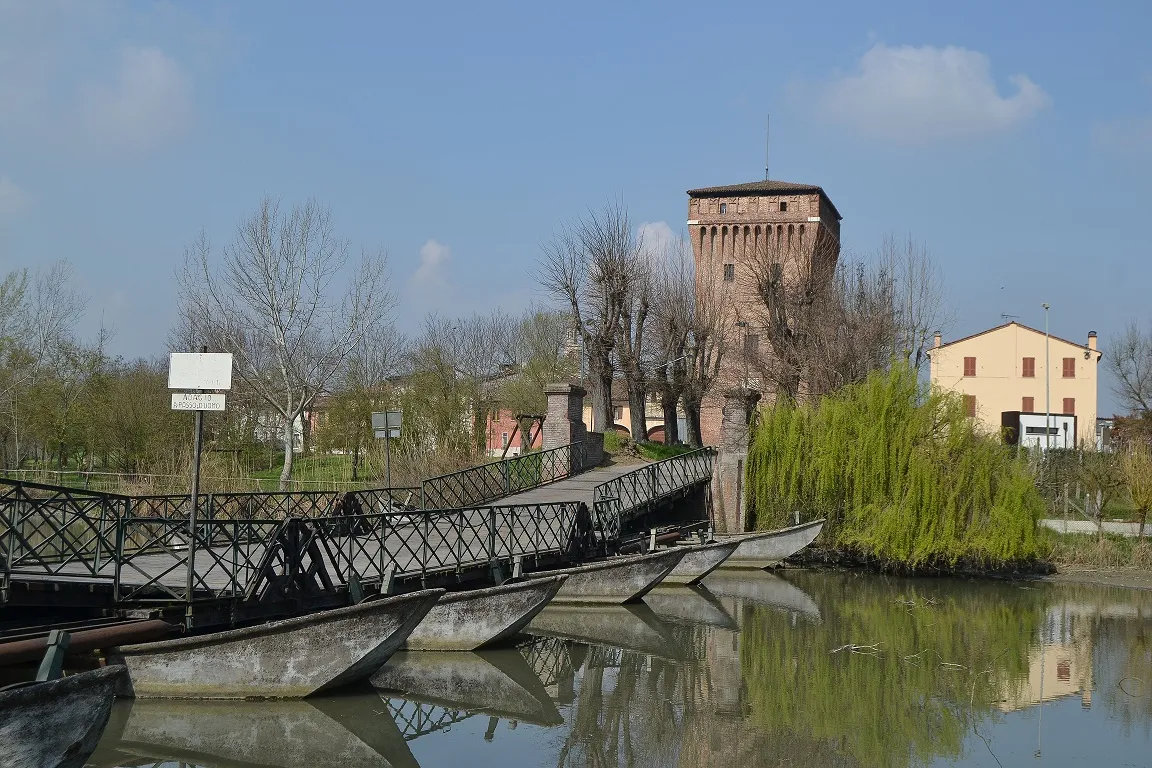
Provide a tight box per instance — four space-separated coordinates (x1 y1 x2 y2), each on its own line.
1022 396 1034 412
1022 357 1035 378
613 405 623 421
779 201 788 212
1063 397 1075 415
719 203 727 214
1062 357 1076 378
964 394 976 418
723 263 735 282
501 431 509 448
963 357 976 377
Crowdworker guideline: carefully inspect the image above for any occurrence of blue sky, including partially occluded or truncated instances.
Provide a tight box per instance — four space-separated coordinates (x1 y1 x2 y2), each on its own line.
0 1 1149 413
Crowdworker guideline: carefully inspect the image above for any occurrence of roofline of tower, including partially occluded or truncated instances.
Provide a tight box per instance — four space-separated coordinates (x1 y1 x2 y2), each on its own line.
686 181 842 221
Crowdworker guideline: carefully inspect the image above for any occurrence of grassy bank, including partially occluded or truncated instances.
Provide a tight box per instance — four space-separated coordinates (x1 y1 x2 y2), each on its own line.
1039 529 1152 570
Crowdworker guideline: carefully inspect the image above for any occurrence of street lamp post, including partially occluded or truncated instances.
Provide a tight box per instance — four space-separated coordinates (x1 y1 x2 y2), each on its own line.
1043 303 1051 451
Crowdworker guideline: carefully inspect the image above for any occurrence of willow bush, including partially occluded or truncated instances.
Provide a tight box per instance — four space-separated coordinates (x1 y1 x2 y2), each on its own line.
747 365 1044 568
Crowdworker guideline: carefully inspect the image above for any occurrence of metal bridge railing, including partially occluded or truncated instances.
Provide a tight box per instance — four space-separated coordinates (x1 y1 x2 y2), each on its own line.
592 448 714 541
420 440 594 510
127 486 421 521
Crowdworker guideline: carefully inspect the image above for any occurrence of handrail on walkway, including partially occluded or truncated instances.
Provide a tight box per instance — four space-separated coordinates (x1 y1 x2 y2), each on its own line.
420 440 595 510
592 448 715 541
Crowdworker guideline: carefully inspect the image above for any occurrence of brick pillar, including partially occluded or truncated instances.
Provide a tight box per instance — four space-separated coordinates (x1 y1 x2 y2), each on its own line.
543 383 602 471
711 388 760 533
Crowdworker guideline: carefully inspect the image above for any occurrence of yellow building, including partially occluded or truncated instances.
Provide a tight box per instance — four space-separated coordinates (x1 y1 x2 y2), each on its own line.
929 322 1101 447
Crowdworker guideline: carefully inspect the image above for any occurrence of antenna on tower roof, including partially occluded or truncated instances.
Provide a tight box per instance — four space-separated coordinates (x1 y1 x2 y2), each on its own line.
764 114 770 181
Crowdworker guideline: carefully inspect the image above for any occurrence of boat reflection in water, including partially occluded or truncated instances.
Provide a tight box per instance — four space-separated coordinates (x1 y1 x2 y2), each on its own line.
88 571 1152 768
88 694 419 768
372 649 561 726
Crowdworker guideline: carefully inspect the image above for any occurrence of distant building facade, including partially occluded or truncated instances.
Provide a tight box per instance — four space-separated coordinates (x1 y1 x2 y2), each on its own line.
686 180 842 445
928 321 1102 448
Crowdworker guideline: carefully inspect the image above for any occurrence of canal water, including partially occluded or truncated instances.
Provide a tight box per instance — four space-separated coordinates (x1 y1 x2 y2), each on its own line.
88 570 1152 767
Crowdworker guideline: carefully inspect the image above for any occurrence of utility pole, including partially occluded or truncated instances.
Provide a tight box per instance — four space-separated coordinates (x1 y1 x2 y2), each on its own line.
1043 303 1051 451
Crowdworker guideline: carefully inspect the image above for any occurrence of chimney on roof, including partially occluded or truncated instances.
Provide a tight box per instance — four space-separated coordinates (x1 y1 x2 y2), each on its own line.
933 332 942 349
1088 331 1097 351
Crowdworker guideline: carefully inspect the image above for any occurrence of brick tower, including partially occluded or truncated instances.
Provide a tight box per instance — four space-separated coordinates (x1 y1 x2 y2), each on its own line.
686 180 842 445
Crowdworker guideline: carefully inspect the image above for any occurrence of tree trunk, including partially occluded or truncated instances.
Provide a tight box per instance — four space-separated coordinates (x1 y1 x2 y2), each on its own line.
628 382 647 443
351 443 360 482
301 412 311 457
279 416 295 490
683 394 703 447
661 395 679 445
589 351 614 433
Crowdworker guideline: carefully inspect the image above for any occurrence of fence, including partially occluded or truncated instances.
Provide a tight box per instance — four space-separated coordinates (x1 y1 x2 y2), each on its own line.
1 474 590 605
421 441 594 510
0 468 387 494
592 448 714 540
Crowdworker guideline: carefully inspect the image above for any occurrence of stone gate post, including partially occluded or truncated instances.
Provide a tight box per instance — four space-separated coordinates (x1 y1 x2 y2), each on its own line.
543 383 602 469
711 388 760 533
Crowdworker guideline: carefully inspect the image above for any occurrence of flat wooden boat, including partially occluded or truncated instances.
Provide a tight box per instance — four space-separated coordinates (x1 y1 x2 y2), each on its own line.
662 540 740 584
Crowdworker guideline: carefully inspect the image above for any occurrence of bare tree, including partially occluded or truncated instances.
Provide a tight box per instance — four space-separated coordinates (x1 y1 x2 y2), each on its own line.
877 234 953 371
177 197 394 489
682 247 731 446
498 307 579 453
540 203 642 433
650 241 695 445
617 240 653 441
1108 321 1152 415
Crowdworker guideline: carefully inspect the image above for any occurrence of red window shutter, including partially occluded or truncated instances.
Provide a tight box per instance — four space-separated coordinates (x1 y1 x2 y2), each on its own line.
1022 396 1034 412
964 394 976 417
1022 357 1035 377
1063 397 1075 414
1063 357 1075 378
964 357 976 377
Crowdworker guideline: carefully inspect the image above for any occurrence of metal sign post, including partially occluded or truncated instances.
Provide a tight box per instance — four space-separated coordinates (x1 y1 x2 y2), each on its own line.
169 349 233 612
372 411 402 492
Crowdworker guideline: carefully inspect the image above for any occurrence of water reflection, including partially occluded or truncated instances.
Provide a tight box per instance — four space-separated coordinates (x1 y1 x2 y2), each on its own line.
88 571 1152 768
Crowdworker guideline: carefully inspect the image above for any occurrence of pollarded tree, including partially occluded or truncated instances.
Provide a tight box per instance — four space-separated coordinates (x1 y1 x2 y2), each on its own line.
177 197 394 489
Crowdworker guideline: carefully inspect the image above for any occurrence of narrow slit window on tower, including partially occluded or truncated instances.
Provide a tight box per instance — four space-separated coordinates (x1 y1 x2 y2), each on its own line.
719 203 727 214
723 263 735 282
779 201 788 212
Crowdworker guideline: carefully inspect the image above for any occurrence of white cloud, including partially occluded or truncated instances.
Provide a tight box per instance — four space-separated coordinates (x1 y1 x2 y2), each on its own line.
808 43 1050 142
0 176 30 218
637 221 689 261
82 45 192 147
411 239 452 293
1093 116 1152 153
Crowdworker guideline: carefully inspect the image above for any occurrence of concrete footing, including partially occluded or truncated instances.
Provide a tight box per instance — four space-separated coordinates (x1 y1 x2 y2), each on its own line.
716 519 825 569
0 664 125 768
530 549 686 604
107 588 443 699
403 575 567 651
662 540 739 585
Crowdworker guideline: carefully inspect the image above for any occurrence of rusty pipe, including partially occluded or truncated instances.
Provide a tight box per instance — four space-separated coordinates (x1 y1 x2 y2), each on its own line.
0 620 176 667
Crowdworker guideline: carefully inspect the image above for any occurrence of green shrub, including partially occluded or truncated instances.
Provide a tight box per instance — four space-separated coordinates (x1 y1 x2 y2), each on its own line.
747 364 1044 568
603 429 625 454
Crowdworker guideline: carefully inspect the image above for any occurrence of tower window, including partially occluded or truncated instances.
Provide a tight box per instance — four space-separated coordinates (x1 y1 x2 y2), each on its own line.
723 263 735 282
779 201 788 212
719 203 727 214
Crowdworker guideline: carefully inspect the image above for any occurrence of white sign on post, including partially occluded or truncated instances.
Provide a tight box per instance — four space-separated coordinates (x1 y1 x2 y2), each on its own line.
372 411 402 439
168 353 234 391
172 393 227 411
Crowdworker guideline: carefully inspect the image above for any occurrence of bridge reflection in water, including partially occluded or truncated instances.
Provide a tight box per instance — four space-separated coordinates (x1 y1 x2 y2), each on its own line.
88 570 1152 768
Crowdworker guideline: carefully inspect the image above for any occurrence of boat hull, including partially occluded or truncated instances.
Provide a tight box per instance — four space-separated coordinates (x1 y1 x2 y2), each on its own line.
0 665 125 768
526 604 684 658
107 589 443 699
717 519 825 569
404 575 566 651
662 540 739 585
529 549 686 604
